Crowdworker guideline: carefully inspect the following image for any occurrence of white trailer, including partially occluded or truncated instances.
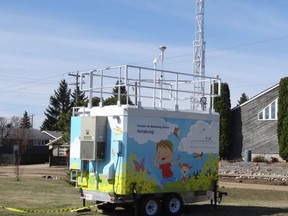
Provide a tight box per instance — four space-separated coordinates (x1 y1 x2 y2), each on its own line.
69 65 225 216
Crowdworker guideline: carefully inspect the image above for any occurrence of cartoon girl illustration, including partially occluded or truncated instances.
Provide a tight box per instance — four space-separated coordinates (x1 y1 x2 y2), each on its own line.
179 163 192 183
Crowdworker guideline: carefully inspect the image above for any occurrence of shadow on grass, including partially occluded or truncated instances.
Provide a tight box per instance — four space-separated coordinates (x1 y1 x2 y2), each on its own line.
183 205 288 216
75 204 288 216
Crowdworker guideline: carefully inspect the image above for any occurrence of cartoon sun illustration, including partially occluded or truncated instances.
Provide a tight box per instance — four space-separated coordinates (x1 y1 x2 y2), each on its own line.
114 126 123 135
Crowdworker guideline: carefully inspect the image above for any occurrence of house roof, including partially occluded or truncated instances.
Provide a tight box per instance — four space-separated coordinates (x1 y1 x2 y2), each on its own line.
42 130 69 147
42 130 62 139
45 136 64 146
6 128 52 140
232 83 279 111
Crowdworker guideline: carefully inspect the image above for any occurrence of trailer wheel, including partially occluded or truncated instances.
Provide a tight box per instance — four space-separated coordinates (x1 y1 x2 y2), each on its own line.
163 193 183 216
139 195 161 216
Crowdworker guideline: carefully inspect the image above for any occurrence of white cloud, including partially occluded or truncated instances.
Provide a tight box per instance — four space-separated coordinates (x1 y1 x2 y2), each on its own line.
179 120 219 154
70 137 80 158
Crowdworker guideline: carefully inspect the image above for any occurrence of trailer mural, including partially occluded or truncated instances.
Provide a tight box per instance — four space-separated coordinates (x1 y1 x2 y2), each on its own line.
109 114 219 194
69 112 219 196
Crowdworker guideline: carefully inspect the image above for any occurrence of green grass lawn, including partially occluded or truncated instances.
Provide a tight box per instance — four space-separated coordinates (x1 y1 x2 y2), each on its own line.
0 178 97 216
0 177 288 216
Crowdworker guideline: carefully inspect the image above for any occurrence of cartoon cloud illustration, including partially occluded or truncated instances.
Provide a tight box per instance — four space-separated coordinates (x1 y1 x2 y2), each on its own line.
179 120 219 154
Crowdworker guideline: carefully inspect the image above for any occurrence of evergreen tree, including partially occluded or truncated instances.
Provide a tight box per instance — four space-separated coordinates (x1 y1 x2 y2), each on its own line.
213 82 232 159
237 93 249 106
277 77 288 161
71 85 87 107
104 80 133 106
41 79 71 131
20 111 32 128
57 86 89 143
91 97 101 106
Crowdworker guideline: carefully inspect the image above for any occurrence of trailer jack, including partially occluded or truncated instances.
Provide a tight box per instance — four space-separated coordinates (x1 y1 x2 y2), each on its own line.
211 181 227 207
217 191 228 204
79 188 86 207
130 182 139 216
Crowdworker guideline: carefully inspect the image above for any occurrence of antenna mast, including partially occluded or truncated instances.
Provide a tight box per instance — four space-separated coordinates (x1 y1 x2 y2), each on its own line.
192 0 206 110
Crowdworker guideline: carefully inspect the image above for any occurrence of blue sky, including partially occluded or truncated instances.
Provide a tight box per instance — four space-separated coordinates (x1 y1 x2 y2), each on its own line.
1 0 288 129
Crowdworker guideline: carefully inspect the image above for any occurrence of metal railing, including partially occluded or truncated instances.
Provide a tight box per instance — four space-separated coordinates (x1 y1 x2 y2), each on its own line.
78 65 221 112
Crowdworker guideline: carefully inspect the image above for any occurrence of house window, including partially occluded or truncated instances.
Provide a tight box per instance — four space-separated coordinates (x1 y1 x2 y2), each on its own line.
271 101 276 119
258 111 263 120
264 107 269 119
258 98 278 120
33 140 38 146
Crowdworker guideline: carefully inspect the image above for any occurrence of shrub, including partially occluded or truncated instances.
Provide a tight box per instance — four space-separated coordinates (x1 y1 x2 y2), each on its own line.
214 82 232 159
252 155 265 162
270 157 279 163
278 77 288 161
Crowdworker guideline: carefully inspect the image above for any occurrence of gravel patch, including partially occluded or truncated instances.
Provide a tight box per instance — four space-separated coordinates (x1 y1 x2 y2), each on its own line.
220 161 288 185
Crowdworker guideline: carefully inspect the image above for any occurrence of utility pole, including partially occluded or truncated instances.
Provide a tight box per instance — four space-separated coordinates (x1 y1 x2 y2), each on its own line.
68 71 80 105
30 114 34 128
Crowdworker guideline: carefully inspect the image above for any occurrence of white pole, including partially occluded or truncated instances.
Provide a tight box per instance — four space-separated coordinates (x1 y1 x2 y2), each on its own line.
153 58 157 107
159 46 166 108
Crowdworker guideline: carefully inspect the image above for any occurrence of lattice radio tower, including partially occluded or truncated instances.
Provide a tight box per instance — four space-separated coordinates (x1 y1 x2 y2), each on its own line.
192 0 206 110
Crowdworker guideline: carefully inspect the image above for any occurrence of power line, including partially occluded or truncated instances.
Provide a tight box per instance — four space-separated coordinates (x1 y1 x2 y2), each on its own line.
0 73 67 91
134 36 288 66
1 36 287 95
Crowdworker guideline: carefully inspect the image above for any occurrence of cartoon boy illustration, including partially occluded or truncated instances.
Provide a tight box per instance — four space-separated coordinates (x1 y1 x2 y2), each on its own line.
153 140 178 187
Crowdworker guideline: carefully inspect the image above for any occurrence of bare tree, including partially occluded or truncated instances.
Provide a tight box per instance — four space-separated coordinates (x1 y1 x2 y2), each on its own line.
0 116 33 180
12 116 33 181
0 117 14 145
0 117 16 165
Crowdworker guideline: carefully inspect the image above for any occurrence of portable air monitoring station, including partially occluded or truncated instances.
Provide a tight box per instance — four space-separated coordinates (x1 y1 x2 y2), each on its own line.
69 64 226 216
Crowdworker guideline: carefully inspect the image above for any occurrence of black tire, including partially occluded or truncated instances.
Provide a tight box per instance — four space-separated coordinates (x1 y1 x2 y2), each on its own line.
138 195 161 216
96 201 117 211
163 193 183 216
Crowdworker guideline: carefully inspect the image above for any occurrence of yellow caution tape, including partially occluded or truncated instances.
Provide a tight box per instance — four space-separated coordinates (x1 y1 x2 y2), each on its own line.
5 207 26 213
0 206 91 213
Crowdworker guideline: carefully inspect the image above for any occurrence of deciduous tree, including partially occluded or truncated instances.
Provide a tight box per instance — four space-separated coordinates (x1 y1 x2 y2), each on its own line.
0 117 14 146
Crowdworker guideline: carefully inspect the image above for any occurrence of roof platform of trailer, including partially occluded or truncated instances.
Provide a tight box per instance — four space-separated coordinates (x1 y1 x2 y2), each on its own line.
76 65 221 113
